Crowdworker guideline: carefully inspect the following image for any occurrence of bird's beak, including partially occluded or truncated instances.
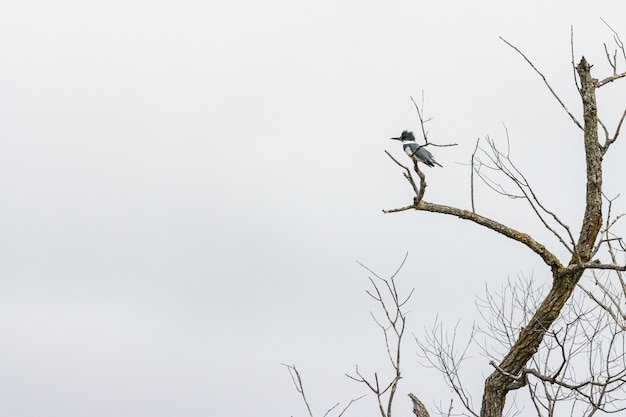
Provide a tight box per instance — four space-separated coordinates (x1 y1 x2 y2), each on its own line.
390 137 401 141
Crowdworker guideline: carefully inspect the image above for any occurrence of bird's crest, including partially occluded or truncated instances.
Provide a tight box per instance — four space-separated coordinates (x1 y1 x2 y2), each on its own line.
401 130 415 141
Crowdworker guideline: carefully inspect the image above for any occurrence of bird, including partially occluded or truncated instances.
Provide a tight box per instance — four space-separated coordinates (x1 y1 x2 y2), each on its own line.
390 130 442 167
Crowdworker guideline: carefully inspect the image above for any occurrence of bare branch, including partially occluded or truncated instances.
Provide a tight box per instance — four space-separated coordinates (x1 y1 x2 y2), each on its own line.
602 42 619 75
475 133 578 257
348 257 415 417
410 93 431 144
382 204 416 214
416 200 563 273
409 94 458 149
283 363 316 417
500 37 583 130
384 150 424 204
284 364 366 417
336 395 367 417
471 138 480 213
571 26 582 93
322 402 341 417
601 109 626 153
416 319 479 417
565 262 626 273
597 71 626 87
600 18 626 62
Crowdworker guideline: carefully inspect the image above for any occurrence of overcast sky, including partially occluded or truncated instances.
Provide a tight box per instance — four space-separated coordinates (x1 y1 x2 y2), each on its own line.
1 1 626 416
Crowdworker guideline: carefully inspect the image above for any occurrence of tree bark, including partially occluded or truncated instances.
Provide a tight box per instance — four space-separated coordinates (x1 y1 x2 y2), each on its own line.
479 56 603 417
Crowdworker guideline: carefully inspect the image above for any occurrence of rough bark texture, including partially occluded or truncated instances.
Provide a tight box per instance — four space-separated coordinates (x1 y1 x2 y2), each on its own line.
575 57 603 258
408 393 430 417
416 201 562 273
478 57 603 417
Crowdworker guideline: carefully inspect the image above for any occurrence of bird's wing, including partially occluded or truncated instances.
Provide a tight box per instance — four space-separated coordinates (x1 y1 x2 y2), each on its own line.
414 147 432 161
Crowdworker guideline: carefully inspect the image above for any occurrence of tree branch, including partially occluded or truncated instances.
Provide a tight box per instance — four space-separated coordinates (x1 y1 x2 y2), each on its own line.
349 256 414 417
416 200 563 273
500 37 583 130
408 393 431 417
283 363 316 417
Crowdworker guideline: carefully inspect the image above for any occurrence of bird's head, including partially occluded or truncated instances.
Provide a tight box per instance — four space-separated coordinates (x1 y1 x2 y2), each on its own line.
390 130 416 142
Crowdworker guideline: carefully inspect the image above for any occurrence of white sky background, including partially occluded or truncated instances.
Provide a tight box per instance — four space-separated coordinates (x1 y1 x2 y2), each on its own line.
1 1 626 416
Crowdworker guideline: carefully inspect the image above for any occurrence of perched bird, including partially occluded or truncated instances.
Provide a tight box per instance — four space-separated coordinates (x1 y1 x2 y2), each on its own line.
390 130 442 167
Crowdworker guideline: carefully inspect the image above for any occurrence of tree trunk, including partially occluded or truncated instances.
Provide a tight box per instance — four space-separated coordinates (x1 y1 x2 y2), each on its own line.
479 56 603 417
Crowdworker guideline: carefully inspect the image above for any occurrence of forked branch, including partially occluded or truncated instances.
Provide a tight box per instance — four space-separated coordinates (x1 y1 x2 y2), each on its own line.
283 364 365 417
347 255 421 417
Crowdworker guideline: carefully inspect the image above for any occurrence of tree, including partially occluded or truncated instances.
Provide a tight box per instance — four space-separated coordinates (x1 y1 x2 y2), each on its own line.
418 271 626 417
283 255 418 417
385 24 626 417
285 24 626 417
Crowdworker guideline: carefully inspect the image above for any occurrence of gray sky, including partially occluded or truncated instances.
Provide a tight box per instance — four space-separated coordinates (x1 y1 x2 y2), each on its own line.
1 1 626 416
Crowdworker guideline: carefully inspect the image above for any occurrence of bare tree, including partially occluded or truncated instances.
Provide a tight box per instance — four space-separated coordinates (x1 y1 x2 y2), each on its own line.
345 256 413 417
285 254 433 417
285 23 626 417
385 24 626 417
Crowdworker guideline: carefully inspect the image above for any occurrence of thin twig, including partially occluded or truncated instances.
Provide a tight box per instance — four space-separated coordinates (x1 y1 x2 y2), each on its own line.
410 93 431 144
350 256 414 417
500 37 583 130
283 364 315 417
571 26 582 93
471 138 480 213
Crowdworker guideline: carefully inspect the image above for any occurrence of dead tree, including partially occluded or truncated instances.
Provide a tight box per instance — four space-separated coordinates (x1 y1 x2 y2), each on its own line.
385 26 626 417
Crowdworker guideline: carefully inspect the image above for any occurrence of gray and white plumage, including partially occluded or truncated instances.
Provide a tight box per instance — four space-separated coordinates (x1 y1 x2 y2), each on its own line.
390 130 442 168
